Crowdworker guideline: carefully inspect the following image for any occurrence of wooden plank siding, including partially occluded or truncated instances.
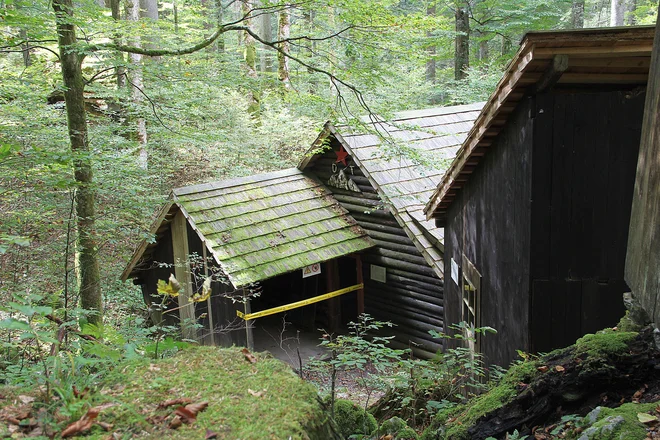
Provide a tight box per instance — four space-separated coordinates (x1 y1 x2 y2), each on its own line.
530 90 645 353
444 98 534 368
307 140 445 356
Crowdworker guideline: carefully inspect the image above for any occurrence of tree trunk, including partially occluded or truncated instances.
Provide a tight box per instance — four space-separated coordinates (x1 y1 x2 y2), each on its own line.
477 33 489 61
277 5 291 90
625 0 637 25
454 2 469 80
52 0 103 327
110 0 126 88
242 0 260 119
259 3 273 73
140 0 159 20
425 3 436 84
19 28 31 67
571 0 585 28
625 1 660 329
215 0 224 51
127 0 148 169
610 0 624 26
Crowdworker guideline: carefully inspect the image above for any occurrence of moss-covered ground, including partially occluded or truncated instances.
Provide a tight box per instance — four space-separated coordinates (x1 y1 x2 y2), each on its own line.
0 346 335 439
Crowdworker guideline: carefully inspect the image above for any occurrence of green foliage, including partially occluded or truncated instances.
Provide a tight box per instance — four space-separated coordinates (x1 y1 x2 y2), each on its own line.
333 399 378 438
574 329 638 359
377 416 419 439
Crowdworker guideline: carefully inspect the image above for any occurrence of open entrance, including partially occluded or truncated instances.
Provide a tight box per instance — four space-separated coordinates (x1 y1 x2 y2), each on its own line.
249 256 363 366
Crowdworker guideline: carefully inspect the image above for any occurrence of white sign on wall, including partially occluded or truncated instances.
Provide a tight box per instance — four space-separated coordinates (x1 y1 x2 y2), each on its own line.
451 258 459 286
302 263 321 278
370 264 387 283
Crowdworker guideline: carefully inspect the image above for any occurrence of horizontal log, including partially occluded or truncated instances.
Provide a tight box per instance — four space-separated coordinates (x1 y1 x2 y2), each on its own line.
388 329 444 351
363 255 438 278
384 276 443 295
361 221 410 237
372 239 420 256
366 230 415 246
365 302 443 341
387 272 443 290
328 186 381 200
367 279 443 304
370 288 445 316
373 247 429 266
352 213 404 229
333 193 382 207
365 295 444 327
388 268 442 286
341 203 391 218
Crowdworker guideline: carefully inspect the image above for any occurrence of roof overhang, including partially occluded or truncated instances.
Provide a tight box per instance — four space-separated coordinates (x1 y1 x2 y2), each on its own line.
424 25 655 225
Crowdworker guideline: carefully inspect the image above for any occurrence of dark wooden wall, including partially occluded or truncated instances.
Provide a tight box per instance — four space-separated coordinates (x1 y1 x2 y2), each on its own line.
307 138 445 357
626 12 660 330
444 98 534 368
530 90 645 352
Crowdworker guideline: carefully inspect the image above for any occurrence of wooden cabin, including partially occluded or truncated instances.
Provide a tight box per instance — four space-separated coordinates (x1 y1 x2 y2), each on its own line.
424 26 655 367
121 169 374 346
123 103 483 357
299 103 483 356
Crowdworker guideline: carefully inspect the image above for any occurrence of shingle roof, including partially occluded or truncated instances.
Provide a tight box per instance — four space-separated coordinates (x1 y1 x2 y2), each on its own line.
299 102 484 277
122 168 374 287
424 26 655 223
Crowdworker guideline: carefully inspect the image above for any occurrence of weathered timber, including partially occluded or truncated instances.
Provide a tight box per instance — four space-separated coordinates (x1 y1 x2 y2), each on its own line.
385 279 444 301
333 193 382 207
625 4 660 328
465 329 660 440
366 230 417 246
370 287 444 316
365 295 444 327
371 239 421 256
388 268 442 287
363 255 437 278
372 248 429 266
341 203 391 218
386 272 444 291
366 280 443 306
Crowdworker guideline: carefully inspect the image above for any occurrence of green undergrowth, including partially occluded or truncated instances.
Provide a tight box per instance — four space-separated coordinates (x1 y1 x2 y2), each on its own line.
96 346 334 439
574 329 638 359
421 359 540 440
0 346 334 439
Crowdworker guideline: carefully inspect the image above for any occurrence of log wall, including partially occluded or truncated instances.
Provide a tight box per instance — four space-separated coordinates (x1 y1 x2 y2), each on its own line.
307 139 445 356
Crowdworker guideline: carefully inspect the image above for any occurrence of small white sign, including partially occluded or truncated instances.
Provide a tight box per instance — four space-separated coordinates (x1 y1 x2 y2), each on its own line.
451 258 459 286
370 264 387 283
302 263 321 278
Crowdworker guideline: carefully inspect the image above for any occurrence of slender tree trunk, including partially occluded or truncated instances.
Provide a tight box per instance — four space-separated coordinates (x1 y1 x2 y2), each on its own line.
242 0 260 118
140 0 159 20
477 32 489 61
571 0 585 28
260 3 273 73
215 0 224 51
501 35 511 56
611 0 624 25
425 3 436 84
625 0 637 25
52 0 103 327
110 0 126 88
19 28 31 67
277 5 291 90
455 2 469 80
128 0 148 169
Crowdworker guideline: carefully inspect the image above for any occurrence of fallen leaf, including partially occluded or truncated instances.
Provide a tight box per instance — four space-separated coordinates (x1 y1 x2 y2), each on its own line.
205 428 218 439
537 366 549 373
158 398 193 409
61 407 101 437
96 421 113 431
174 406 197 424
168 415 182 429
241 348 257 364
184 401 209 416
638 413 658 424
248 389 266 398
148 364 161 372
18 395 35 405
555 365 565 372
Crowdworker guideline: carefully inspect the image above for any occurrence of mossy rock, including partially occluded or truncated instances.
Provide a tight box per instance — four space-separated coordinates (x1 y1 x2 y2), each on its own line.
577 402 658 439
333 399 378 438
574 329 638 359
376 417 419 439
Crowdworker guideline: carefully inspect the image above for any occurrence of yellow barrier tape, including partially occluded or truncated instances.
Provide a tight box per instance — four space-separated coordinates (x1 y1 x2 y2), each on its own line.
237 283 364 321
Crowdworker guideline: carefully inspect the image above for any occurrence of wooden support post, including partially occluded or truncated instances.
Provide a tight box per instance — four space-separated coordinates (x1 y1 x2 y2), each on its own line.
534 54 569 94
243 288 253 350
171 211 196 341
325 260 341 333
355 255 364 315
202 245 215 346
